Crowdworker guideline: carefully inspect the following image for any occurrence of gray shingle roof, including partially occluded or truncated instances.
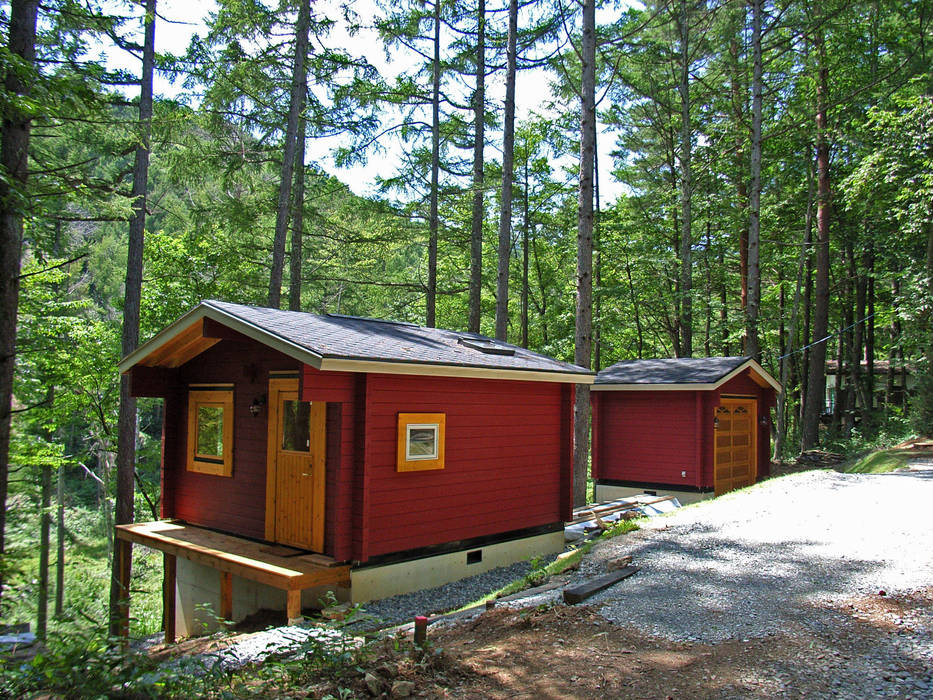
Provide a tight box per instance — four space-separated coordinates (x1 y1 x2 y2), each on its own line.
193 300 592 378
595 356 753 386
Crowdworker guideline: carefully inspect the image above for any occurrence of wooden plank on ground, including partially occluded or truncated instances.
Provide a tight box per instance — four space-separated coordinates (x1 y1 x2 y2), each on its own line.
569 496 674 525
562 566 639 605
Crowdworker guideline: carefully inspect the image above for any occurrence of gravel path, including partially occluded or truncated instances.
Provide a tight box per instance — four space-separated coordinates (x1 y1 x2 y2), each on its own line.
556 464 933 698
347 557 554 631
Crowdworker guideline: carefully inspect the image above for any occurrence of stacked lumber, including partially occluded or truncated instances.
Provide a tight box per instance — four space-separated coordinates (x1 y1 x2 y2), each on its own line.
795 450 845 468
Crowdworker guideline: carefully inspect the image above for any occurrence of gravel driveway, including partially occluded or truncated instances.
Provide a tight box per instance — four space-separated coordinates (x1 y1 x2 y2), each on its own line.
566 465 933 698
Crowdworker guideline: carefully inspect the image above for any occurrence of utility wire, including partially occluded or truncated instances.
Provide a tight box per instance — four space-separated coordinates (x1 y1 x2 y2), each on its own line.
772 312 877 362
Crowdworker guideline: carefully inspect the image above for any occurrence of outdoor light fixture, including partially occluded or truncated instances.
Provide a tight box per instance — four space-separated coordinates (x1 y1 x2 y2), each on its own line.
760 415 770 426
249 394 266 417
714 416 719 429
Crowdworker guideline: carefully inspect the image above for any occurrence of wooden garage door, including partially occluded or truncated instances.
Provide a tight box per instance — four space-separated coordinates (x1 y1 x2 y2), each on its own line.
713 398 757 496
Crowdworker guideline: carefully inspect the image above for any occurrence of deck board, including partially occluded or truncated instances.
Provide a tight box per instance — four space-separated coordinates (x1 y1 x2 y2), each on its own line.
116 520 351 591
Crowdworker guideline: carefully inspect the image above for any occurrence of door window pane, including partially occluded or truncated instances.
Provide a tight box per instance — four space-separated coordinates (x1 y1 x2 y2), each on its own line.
196 405 224 457
282 400 311 452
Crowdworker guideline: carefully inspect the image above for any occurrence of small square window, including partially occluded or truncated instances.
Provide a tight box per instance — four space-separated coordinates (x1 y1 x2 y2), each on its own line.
397 413 445 471
187 389 234 476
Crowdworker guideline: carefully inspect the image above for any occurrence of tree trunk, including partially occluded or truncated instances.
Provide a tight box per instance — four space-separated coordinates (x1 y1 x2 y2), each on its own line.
800 156 815 428
468 0 485 333
289 111 307 312
800 27 831 451
521 137 530 348
775 168 813 459
426 0 441 327
495 0 518 341
37 458 51 640
704 221 712 356
573 0 596 507
729 17 749 316
268 0 311 309
110 0 156 638
886 279 901 406
746 0 763 360
0 0 38 611
677 0 693 357
55 462 65 618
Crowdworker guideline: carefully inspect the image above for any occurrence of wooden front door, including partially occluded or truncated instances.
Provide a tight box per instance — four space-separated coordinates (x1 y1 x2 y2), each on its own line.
713 398 758 496
265 378 325 551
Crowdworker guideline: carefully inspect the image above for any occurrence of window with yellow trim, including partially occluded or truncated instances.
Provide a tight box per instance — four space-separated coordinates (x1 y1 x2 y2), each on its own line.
397 413 445 471
187 389 234 476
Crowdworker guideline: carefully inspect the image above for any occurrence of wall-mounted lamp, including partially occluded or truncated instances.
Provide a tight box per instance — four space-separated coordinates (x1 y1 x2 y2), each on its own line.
759 415 770 426
713 416 719 429
249 394 267 418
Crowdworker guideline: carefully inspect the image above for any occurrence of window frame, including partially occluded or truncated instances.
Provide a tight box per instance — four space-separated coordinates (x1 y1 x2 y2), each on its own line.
186 388 234 476
396 413 445 472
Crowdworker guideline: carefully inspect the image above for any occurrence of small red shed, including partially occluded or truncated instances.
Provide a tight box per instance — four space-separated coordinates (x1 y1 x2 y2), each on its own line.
117 300 591 637
591 357 780 504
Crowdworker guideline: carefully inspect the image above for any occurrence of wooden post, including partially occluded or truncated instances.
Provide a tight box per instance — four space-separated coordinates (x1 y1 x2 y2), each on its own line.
163 553 176 644
286 589 302 624
220 571 233 622
115 539 132 641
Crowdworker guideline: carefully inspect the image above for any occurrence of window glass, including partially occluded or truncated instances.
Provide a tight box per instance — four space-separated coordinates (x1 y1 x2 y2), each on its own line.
282 400 311 452
407 424 438 460
196 405 224 457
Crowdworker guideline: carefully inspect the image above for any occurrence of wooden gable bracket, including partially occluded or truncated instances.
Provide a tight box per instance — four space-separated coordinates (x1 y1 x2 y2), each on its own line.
138 317 247 370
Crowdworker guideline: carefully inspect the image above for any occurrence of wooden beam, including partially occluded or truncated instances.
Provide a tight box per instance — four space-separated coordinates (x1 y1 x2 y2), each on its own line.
164 336 220 368
286 589 302 625
164 553 176 644
115 521 351 590
220 571 233 621
562 566 639 604
142 319 205 366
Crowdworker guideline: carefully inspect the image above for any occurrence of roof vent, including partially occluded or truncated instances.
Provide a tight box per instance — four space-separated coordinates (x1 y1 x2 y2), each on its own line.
458 337 515 356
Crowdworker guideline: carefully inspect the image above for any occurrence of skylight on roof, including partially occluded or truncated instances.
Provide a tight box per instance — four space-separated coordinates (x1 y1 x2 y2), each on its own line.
326 313 417 328
458 337 516 356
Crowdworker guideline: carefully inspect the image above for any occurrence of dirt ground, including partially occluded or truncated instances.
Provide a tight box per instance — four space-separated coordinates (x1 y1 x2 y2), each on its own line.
339 587 932 699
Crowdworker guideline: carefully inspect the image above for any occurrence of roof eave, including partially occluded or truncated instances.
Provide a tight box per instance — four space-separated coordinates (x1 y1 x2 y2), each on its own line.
592 358 781 392
120 302 595 384
319 357 595 384
117 303 326 373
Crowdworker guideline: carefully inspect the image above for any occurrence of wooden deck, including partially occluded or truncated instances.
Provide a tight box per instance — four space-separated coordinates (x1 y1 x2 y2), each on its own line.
115 520 351 642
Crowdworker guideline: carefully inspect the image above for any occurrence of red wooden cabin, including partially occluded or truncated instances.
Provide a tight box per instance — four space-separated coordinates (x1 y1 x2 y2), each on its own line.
591 357 780 504
117 300 591 638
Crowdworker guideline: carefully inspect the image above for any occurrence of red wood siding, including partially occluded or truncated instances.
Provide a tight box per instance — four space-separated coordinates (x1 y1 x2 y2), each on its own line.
163 338 300 540
358 374 569 561
593 391 701 487
593 367 775 489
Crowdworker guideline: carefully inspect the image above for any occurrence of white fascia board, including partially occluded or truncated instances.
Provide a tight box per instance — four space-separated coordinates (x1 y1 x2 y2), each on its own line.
319 358 595 384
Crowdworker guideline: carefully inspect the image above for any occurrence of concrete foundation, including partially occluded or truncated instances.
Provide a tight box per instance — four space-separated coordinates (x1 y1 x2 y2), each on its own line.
595 483 714 506
172 529 563 636
174 558 348 637
350 530 565 603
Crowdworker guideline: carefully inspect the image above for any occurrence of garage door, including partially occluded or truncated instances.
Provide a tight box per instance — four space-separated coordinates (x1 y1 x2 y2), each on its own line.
713 398 758 496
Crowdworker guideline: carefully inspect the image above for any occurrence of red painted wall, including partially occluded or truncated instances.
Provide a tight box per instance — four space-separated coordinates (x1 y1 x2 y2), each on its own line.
355 373 570 562
161 339 573 563
593 368 775 489
593 390 702 488
162 337 299 539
